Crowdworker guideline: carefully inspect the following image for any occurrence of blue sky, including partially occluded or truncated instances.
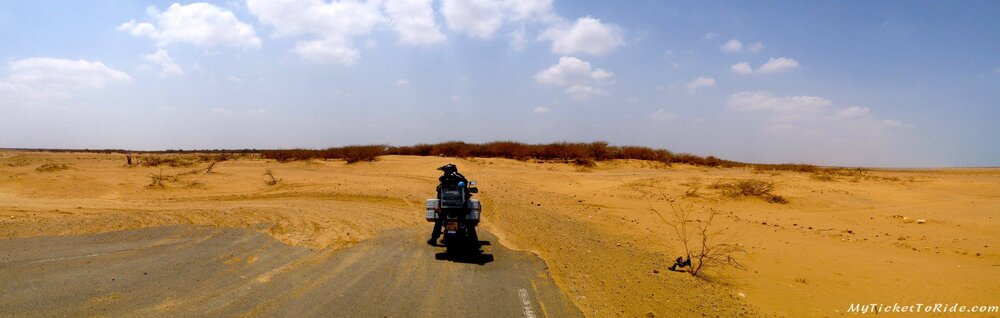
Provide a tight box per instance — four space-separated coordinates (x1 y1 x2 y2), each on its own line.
0 0 997 167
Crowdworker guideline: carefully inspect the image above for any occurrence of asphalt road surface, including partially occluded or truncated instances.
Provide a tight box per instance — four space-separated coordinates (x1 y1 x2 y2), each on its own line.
0 225 581 317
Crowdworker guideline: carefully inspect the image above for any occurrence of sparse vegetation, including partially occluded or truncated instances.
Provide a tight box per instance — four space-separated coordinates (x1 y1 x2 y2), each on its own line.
147 169 168 188
264 168 280 185
684 183 701 197
260 141 818 171
654 205 746 277
35 163 71 172
341 145 384 164
139 155 196 167
810 172 836 182
712 179 787 204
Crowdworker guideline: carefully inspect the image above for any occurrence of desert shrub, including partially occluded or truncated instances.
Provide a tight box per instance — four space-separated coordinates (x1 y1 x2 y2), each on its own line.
712 179 787 204
263 168 280 185
750 163 819 173
653 205 746 277
431 141 472 158
140 156 195 167
342 145 385 163
261 141 814 170
35 163 71 172
810 172 835 182
147 169 168 188
573 157 596 167
684 184 700 197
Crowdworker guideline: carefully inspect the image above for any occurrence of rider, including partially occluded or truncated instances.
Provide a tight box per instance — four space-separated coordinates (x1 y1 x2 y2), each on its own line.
428 164 469 245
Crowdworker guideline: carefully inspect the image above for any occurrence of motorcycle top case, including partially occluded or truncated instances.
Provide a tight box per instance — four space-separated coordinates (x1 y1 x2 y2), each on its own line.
438 187 466 209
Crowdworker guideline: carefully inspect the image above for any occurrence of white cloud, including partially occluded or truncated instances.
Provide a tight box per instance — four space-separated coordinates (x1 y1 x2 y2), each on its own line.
384 0 446 45
441 0 555 39
682 76 715 94
247 0 385 64
833 106 871 119
731 57 800 74
441 0 506 39
533 106 550 114
727 91 904 132
730 62 753 75
292 37 361 64
142 49 183 77
651 108 677 120
702 32 718 40
508 27 528 51
119 3 261 49
538 16 624 56
757 57 800 73
396 79 410 86
727 91 830 113
720 39 742 53
720 39 764 53
0 58 131 102
535 56 614 99
504 0 555 21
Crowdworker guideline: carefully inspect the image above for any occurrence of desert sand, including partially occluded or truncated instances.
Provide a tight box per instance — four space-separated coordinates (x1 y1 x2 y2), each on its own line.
1 150 997 317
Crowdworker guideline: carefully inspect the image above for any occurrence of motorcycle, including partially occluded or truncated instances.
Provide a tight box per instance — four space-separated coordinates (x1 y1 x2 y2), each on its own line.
426 180 481 252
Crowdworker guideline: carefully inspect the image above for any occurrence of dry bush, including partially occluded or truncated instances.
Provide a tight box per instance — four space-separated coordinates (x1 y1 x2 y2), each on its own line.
204 161 219 174
712 179 787 204
35 163 71 172
810 172 836 182
261 141 815 170
751 163 819 173
342 145 384 163
684 184 701 197
654 205 746 277
146 169 170 188
140 155 195 167
263 168 280 185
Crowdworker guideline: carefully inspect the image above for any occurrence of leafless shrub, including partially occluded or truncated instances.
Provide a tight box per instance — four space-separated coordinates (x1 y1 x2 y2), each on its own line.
810 172 835 182
140 156 195 167
35 163 71 172
653 205 746 277
147 169 167 188
342 145 384 164
263 168 280 185
205 161 219 174
684 184 701 197
712 179 787 204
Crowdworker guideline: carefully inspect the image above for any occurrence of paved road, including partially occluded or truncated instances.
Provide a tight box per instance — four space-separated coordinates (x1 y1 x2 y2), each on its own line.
0 225 581 317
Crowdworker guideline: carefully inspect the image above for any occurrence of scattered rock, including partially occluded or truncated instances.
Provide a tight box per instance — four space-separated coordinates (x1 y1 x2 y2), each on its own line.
652 269 660 274
736 292 746 299
916 219 926 224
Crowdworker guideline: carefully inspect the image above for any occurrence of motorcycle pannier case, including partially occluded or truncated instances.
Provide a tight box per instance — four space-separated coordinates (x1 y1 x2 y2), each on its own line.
425 199 439 221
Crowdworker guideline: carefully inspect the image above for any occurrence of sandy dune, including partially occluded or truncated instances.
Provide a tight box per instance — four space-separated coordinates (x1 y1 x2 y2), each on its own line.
1 151 997 317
